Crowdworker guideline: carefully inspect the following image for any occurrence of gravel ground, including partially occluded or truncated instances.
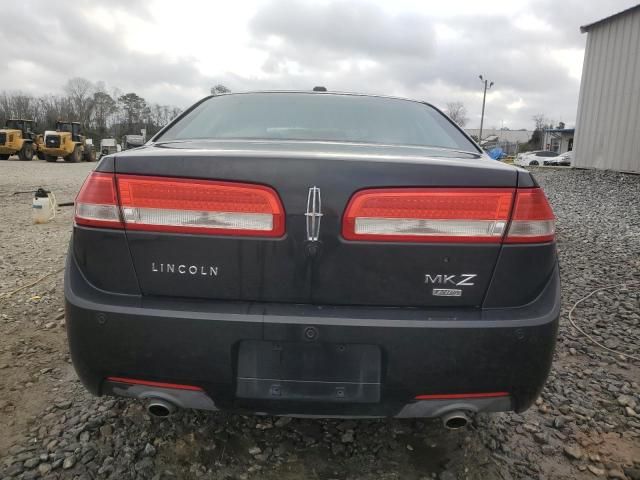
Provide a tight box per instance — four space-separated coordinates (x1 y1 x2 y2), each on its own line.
0 160 638 480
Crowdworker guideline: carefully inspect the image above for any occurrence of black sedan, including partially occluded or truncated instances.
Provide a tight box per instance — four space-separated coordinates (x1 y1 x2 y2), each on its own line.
65 91 559 428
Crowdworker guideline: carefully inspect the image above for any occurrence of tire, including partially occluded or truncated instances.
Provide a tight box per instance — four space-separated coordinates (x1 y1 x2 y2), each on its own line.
45 155 58 163
18 142 34 161
65 145 81 163
83 149 96 162
529 160 539 166
37 151 45 160
0 154 9 160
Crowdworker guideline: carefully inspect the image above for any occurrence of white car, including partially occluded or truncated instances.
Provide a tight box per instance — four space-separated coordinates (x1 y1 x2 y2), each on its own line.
544 151 573 166
515 150 559 166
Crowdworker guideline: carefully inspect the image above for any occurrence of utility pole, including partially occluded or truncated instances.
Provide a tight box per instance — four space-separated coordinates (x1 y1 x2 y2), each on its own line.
478 75 494 145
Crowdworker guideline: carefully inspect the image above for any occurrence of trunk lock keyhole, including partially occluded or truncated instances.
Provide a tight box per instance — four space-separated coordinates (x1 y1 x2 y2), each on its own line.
305 241 321 257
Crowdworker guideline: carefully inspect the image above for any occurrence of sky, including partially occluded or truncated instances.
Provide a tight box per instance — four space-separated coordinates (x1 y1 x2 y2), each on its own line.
1 0 637 130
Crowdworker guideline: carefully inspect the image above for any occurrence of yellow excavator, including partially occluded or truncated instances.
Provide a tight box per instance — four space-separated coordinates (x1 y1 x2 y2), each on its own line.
0 119 40 161
40 121 96 163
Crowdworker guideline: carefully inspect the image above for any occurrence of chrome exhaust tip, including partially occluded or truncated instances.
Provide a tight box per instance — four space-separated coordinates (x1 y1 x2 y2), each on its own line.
442 410 470 430
146 398 176 418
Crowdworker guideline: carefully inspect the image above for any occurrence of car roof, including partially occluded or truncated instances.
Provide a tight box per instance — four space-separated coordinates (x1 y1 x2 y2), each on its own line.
210 90 431 108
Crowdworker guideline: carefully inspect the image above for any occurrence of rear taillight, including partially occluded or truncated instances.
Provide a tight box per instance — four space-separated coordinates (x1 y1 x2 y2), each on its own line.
74 173 285 237
75 172 123 228
505 188 555 243
342 188 515 243
342 187 555 244
117 175 284 237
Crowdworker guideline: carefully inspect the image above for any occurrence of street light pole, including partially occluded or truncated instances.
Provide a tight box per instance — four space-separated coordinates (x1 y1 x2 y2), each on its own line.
478 75 494 145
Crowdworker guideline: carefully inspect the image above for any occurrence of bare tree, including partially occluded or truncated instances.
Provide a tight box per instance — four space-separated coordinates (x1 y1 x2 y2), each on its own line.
170 106 182 121
531 114 551 149
37 95 74 129
1 77 183 140
210 84 231 95
0 92 40 124
64 77 95 125
446 102 468 128
532 114 546 132
92 91 117 133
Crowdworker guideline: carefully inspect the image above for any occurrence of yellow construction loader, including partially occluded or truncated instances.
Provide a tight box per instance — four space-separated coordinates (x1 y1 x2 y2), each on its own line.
40 121 96 163
0 119 39 161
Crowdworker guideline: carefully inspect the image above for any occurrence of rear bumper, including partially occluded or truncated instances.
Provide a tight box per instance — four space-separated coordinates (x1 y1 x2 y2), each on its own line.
102 378 512 418
65 252 559 418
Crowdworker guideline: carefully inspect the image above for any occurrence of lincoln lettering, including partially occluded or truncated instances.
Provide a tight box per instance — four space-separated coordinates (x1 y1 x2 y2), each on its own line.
151 262 219 277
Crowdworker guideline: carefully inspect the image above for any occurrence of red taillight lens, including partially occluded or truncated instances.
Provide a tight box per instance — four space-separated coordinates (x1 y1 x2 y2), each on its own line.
75 172 123 228
116 175 285 237
342 188 515 243
74 173 285 237
505 188 555 243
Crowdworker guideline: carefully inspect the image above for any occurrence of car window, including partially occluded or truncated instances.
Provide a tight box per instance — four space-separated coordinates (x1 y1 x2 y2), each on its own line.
156 93 478 151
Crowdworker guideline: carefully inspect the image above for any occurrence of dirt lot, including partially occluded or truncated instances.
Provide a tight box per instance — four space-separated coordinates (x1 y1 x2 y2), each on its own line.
0 159 638 480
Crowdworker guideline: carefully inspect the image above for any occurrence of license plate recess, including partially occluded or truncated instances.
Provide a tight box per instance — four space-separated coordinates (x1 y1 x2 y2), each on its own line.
236 340 381 403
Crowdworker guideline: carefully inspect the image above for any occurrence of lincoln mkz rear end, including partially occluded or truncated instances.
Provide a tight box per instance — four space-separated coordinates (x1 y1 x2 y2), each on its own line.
65 92 559 425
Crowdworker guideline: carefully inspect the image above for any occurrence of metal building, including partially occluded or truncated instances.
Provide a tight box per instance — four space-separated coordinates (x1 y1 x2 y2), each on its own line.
574 4 640 173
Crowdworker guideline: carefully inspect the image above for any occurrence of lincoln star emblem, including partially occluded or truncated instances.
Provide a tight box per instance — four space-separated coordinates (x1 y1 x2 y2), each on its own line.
305 186 323 241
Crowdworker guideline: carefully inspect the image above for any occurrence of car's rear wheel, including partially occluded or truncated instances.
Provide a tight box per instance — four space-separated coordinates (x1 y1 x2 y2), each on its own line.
529 160 539 166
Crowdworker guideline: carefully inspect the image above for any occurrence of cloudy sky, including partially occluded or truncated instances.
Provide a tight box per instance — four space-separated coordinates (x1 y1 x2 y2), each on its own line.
1 0 637 129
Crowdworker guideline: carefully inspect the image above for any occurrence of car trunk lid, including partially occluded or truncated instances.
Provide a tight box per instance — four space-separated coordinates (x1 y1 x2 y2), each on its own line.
103 140 525 308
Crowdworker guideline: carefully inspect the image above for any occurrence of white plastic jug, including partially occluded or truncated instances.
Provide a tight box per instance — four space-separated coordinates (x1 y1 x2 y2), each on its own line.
32 189 56 224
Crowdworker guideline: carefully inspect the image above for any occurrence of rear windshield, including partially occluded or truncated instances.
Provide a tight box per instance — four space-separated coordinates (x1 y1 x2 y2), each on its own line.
156 93 477 151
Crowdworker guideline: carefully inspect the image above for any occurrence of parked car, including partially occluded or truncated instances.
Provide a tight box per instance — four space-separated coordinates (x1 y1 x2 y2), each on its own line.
544 150 573 166
122 134 145 150
99 138 122 159
66 91 559 427
515 150 559 166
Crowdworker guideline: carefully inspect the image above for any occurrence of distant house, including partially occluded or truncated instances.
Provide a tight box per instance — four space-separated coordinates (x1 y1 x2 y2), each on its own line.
574 4 640 173
465 129 532 144
543 126 574 154
464 128 533 155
